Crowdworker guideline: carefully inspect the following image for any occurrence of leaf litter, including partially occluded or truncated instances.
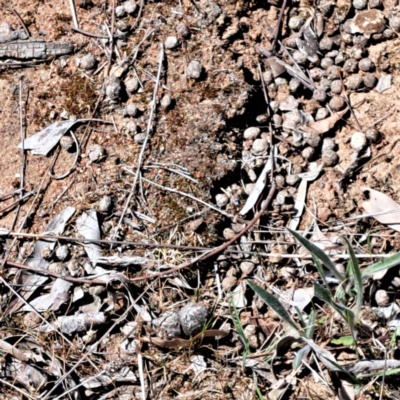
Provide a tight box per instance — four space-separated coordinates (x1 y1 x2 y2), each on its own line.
1 0 400 398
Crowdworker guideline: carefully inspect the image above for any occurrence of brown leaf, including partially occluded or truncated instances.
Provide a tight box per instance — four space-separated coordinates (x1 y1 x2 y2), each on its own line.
300 108 348 135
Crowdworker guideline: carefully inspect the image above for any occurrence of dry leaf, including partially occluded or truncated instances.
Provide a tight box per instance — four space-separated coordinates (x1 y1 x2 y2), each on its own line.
361 187 400 232
300 108 348 135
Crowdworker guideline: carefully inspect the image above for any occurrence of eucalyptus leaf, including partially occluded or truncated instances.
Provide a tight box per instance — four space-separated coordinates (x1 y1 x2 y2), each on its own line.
248 281 301 332
287 228 344 282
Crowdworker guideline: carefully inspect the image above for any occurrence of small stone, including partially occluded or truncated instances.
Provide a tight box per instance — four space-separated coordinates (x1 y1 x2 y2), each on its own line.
353 0 367 9
383 29 394 39
49 262 64 274
245 183 256 194
256 114 268 123
161 94 172 110
350 10 385 35
116 19 130 32
124 103 138 117
306 132 321 148
275 77 287 86
289 78 301 93
262 70 274 84
179 303 208 336
335 52 347 65
343 58 358 74
326 65 341 80
153 312 181 339
320 57 334 70
216 193 229 207
105 76 122 101
134 133 146 143
187 60 202 79
288 15 304 31
302 146 315 160
176 22 190 38
115 5 126 18
87 144 105 162
315 107 329 121
165 36 179 49
252 138 268 153
292 50 308 65
366 128 380 142
79 0 93 8
375 289 390 306
358 58 374 72
275 175 285 187
269 101 279 113
125 77 139 94
60 135 75 152
272 114 282 127
99 196 112 213
330 80 342 94
322 149 338 166
240 261 255 275
286 174 300 186
80 53 96 70
123 0 137 14
363 73 377 88
309 68 325 81
188 218 204 232
322 138 336 151
389 16 400 32
125 120 138 133
67 260 81 277
56 245 70 262
350 131 367 150
319 36 333 51
223 228 236 240
313 89 327 103
329 95 345 111
369 0 380 7
345 74 363 90
244 127 261 140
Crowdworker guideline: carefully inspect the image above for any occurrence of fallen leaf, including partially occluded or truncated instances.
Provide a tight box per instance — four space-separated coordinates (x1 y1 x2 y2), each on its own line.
76 210 102 264
361 187 400 232
300 108 348 135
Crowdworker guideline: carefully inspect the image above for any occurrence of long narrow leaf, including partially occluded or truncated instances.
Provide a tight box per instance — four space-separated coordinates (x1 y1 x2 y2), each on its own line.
312 254 329 287
361 251 400 279
314 283 355 332
287 228 344 282
342 236 363 315
248 281 301 332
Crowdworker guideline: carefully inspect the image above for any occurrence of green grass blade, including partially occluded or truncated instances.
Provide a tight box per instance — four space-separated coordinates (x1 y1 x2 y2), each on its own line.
361 251 400 279
342 236 363 315
248 281 301 333
312 254 330 287
287 228 344 282
314 283 355 331
306 309 316 339
230 296 250 358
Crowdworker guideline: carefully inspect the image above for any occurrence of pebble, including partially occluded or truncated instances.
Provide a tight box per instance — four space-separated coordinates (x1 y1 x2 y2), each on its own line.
329 95 345 111
252 138 268 153
353 0 367 9
350 131 367 151
315 108 329 121
306 132 321 148
302 147 315 161
161 94 172 110
288 15 304 31
125 120 138 133
345 74 363 90
331 80 342 94
125 77 139 94
165 36 179 49
87 144 105 162
351 10 386 35
124 103 138 117
363 73 377 89
222 276 237 291
187 60 203 79
286 174 300 186
262 70 274 84
321 149 338 166
313 89 327 103
366 128 380 142
319 36 333 51
105 76 122 101
176 22 190 38
223 228 236 240
60 135 75 151
134 133 146 143
216 193 229 207
153 312 181 339
115 5 126 18
99 196 112 213
375 289 390 306
79 53 96 70
123 0 137 14
322 138 336 152
389 16 400 32
179 303 208 336
292 50 308 65
358 58 374 72
244 127 260 140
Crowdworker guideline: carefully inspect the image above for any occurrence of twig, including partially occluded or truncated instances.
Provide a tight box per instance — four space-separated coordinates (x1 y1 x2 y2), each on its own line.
12 9 30 38
131 0 145 32
71 26 109 39
126 170 233 218
105 0 116 77
130 182 277 282
0 191 36 216
113 45 164 242
49 178 75 213
5 260 106 285
48 130 81 180
270 0 288 53
69 0 79 29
